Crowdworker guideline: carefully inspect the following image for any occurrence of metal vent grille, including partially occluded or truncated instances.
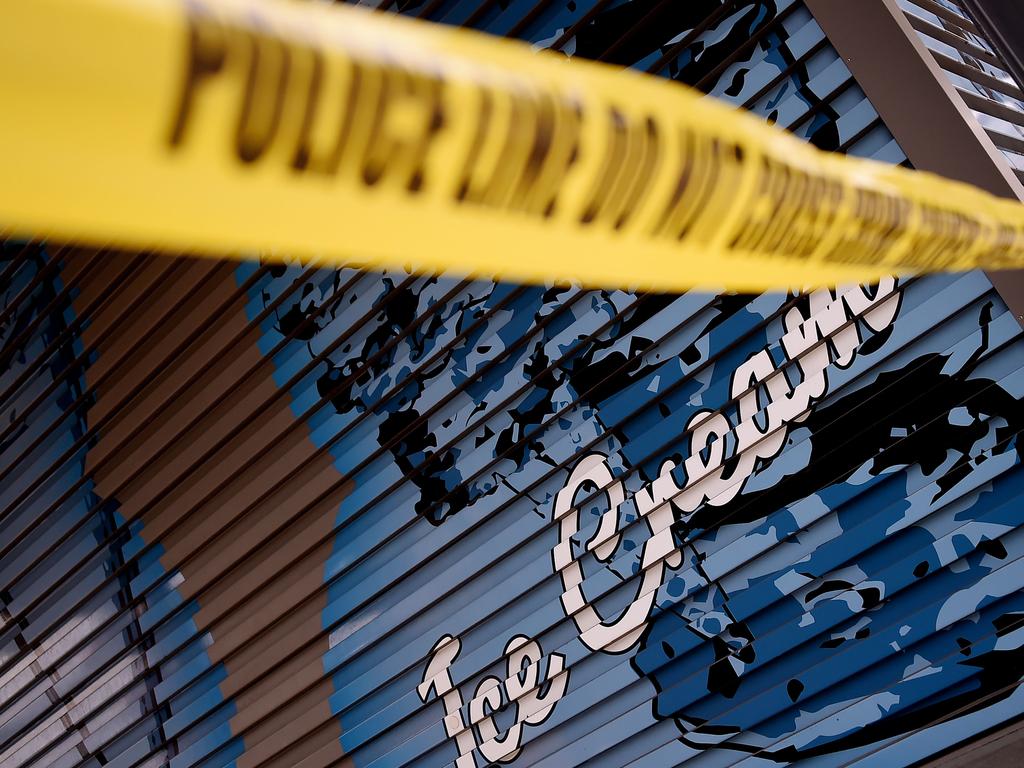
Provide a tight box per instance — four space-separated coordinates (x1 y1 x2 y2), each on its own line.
898 0 1024 185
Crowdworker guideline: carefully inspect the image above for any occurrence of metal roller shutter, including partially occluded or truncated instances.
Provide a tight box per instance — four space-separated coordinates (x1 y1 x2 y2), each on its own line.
4 2 1024 767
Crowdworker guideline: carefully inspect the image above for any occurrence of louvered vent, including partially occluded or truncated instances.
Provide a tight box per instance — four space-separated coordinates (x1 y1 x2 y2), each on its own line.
898 0 1024 185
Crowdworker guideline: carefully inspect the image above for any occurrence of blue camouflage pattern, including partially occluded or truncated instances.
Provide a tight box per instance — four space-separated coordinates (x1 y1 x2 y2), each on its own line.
230 0 1024 765
0 244 170 768
3 1 1023 766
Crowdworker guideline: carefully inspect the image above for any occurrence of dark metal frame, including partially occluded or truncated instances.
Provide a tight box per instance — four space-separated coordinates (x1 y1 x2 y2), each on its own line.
962 0 1024 92
805 0 1024 324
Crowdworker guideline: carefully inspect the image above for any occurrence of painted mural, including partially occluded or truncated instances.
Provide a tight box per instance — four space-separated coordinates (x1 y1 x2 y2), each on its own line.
247 251 1024 767
3 1 1024 767
0 243 169 768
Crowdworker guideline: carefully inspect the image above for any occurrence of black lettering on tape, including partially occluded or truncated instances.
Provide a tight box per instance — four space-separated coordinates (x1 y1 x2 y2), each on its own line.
483 89 537 207
405 72 446 192
289 42 325 170
508 91 556 213
359 63 445 191
236 22 291 163
613 116 660 231
456 87 494 203
651 128 696 238
169 0 226 148
580 107 628 225
523 98 582 218
675 134 719 241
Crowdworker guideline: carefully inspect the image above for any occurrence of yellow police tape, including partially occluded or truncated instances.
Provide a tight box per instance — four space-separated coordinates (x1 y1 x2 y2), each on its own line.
3 0 1024 291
